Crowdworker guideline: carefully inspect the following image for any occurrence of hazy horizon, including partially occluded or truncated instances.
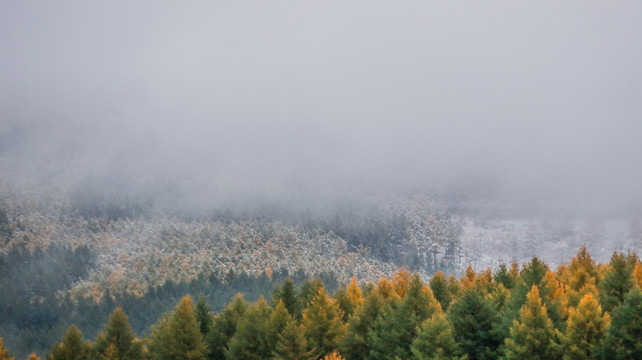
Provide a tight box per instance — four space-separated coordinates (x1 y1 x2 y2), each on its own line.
2 1 642 217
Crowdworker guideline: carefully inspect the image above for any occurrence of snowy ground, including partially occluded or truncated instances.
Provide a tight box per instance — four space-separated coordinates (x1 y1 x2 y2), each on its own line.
459 217 640 271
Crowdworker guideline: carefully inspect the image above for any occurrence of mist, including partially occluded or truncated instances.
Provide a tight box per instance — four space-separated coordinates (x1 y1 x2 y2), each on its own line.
2 1 642 218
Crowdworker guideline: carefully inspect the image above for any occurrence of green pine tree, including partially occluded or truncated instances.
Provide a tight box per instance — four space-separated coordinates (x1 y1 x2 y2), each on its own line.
340 289 385 360
266 301 292 354
503 285 561 360
447 289 502 360
94 307 145 360
147 314 171 360
599 252 636 313
498 257 563 342
206 294 248 360
272 321 315 360
493 263 516 290
226 296 271 360
299 278 325 311
273 278 301 320
195 295 214 337
411 312 466 360
430 271 453 311
47 324 90 360
366 302 407 360
368 275 441 360
600 287 642 359
148 295 205 360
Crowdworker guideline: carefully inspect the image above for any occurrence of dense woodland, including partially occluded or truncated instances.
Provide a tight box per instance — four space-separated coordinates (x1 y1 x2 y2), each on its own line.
2 128 642 359
3 0 642 358
1 247 642 359
0 159 466 358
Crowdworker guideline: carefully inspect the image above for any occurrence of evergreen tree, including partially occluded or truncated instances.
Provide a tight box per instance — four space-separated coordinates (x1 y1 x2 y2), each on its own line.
503 285 560 360
498 257 563 341
226 296 271 360
194 294 214 339
403 275 441 322
447 275 461 303
561 293 609 360
0 338 15 360
340 290 384 360
599 252 636 313
447 289 502 360
266 301 291 353
411 312 466 360
430 271 452 311
333 288 352 323
47 325 90 360
148 295 205 360
206 294 248 360
600 287 642 359
147 314 171 360
95 307 145 360
272 320 315 360
334 278 363 322
520 257 548 289
299 278 324 310
302 287 345 358
368 275 441 360
195 295 214 337
28 354 41 360
486 282 510 313
493 263 516 290
366 302 406 360
273 278 301 320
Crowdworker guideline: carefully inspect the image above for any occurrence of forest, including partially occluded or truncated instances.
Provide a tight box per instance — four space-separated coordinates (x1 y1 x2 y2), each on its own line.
1 128 641 359
3 1 642 359
1 246 641 360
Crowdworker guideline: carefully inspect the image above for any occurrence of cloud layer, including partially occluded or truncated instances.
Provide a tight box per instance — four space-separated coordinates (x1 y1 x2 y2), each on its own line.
2 1 641 214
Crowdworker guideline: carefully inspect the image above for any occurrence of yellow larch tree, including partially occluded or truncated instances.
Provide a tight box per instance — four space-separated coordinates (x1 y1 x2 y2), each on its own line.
560 293 610 360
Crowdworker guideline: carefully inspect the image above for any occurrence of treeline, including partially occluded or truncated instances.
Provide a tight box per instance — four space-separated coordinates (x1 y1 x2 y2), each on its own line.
0 242 338 359
3 246 642 359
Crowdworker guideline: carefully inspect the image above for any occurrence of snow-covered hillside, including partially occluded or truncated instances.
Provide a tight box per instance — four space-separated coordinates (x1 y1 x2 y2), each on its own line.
460 217 640 270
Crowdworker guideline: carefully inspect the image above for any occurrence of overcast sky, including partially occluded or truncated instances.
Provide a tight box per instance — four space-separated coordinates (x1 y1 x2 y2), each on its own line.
1 1 641 213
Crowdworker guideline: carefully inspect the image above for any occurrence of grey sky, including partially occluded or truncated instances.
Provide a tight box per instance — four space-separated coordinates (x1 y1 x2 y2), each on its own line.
1 1 641 213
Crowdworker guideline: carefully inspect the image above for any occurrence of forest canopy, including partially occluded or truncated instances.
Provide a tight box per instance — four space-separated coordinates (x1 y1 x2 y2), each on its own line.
2 247 642 359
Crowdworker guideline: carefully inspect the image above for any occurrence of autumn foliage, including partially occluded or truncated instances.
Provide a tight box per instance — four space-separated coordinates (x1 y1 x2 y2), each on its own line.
4 247 642 359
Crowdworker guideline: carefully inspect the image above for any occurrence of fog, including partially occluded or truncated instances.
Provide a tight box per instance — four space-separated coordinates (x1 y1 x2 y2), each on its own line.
2 1 642 217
